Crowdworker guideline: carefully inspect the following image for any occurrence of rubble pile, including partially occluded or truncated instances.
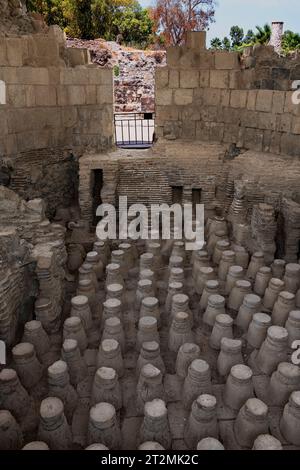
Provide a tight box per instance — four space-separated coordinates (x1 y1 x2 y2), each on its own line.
66 38 166 112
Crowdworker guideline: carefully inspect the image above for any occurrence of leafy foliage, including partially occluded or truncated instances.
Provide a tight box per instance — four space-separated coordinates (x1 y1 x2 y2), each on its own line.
26 0 154 46
282 30 300 53
210 22 300 53
26 0 66 28
254 23 271 45
151 0 216 46
112 3 154 47
210 37 222 50
230 25 244 48
63 0 93 39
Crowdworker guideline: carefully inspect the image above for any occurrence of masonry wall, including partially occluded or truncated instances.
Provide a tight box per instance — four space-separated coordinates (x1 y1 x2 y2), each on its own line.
79 142 228 224
155 33 300 157
0 27 114 215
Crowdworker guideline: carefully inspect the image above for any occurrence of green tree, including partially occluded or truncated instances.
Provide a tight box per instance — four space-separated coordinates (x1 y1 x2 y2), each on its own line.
230 25 244 48
210 37 222 50
63 0 93 39
26 0 66 28
254 23 271 45
244 29 255 44
91 0 136 40
282 30 300 52
113 4 154 47
222 36 231 51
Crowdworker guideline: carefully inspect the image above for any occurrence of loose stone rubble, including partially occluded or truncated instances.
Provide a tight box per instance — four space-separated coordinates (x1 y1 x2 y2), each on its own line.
66 38 166 113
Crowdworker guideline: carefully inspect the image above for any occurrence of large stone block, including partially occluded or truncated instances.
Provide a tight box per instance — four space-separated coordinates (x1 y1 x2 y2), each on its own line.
166 47 182 67
202 88 221 106
186 31 206 50
256 90 273 112
56 85 68 106
88 68 103 85
181 120 196 138
48 25 66 46
155 68 169 88
240 109 258 128
0 109 8 135
0 39 8 66
277 114 292 133
17 67 49 85
5 38 25 66
196 120 210 141
198 51 214 69
272 91 285 114
280 133 300 156
179 49 196 68
156 89 173 106
7 85 26 107
24 85 35 107
67 85 86 105
199 70 210 87
258 112 276 131
223 123 239 143
174 89 193 105
284 91 300 116
33 129 51 149
35 85 57 106
67 48 91 66
292 116 300 134
210 122 225 141
85 85 97 104
180 70 199 88
220 89 230 107
0 67 18 84
244 127 264 151
169 70 179 88
201 105 218 122
181 106 201 121
246 90 257 110
100 68 113 85
61 107 78 128
156 105 179 121
97 85 113 105
214 52 239 70
27 35 60 67
60 68 88 86
7 108 43 133
229 71 241 89
230 90 248 108
210 70 229 89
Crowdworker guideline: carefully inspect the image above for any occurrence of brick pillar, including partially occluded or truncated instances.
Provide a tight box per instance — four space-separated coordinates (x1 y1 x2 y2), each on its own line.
270 21 284 54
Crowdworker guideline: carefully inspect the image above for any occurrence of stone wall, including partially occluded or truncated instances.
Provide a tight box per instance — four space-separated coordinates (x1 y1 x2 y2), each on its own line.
155 32 300 157
0 26 114 215
79 141 231 224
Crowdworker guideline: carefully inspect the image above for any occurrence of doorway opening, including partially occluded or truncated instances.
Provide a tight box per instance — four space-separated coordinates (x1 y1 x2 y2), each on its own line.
171 185 183 205
192 188 202 212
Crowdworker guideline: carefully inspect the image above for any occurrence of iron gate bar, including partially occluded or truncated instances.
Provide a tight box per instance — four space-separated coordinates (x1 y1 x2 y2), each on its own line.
114 112 155 149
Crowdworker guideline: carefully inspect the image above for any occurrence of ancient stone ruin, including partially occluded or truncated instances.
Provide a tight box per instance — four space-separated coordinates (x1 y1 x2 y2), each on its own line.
1 1 300 451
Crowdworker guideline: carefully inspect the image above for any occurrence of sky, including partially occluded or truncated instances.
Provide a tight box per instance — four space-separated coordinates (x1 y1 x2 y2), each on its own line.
140 0 300 44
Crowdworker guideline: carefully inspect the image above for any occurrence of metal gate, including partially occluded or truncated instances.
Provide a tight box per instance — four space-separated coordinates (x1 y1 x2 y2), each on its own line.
114 112 155 149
